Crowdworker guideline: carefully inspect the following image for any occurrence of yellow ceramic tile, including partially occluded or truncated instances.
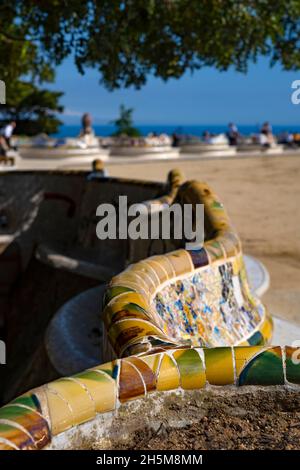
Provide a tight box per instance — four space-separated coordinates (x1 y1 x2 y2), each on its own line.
147 255 175 279
108 318 166 351
173 349 206 389
108 291 150 309
237 340 249 346
145 259 170 284
45 387 73 435
74 370 116 413
209 214 229 229
204 347 234 385
166 250 194 277
117 272 150 293
109 279 149 299
94 360 118 379
234 346 265 376
103 292 151 328
127 268 157 292
227 231 242 252
217 233 238 258
47 379 95 428
232 255 243 275
205 241 225 262
156 353 180 391
139 353 162 375
260 313 273 344
130 261 161 287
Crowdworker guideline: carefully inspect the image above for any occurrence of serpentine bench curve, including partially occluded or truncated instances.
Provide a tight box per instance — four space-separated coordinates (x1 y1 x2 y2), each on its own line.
1 180 299 450
102 180 273 359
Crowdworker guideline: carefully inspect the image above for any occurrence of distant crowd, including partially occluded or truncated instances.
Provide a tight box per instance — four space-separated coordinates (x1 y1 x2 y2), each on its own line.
225 122 297 148
172 122 300 148
2 115 300 158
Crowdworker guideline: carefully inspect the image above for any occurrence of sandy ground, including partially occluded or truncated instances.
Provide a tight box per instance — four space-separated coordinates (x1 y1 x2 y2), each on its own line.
108 154 300 325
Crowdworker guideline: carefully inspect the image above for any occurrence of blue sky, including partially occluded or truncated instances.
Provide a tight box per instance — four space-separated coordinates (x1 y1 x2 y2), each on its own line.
51 57 300 126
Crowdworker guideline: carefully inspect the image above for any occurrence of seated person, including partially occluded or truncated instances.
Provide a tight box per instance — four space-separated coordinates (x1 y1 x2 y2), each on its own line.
227 122 239 145
87 159 108 180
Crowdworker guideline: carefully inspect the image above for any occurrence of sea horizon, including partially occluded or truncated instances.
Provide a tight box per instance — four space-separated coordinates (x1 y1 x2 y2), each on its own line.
54 124 300 138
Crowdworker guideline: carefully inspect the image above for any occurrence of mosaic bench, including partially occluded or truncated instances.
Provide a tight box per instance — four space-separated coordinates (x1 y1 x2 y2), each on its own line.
0 346 299 450
0 181 299 450
102 180 273 358
44 256 270 377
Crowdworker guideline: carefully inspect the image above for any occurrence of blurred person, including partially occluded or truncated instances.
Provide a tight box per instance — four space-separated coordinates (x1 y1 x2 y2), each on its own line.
286 132 295 147
227 122 239 145
278 131 295 147
259 132 269 147
172 131 180 147
261 121 273 135
260 121 275 146
87 159 108 180
0 121 16 150
202 130 211 143
0 136 7 156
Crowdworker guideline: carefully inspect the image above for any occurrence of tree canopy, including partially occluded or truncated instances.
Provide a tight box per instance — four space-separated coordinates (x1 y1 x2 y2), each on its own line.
1 1 300 134
1 1 300 90
0 81 63 135
0 2 63 133
111 104 141 136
